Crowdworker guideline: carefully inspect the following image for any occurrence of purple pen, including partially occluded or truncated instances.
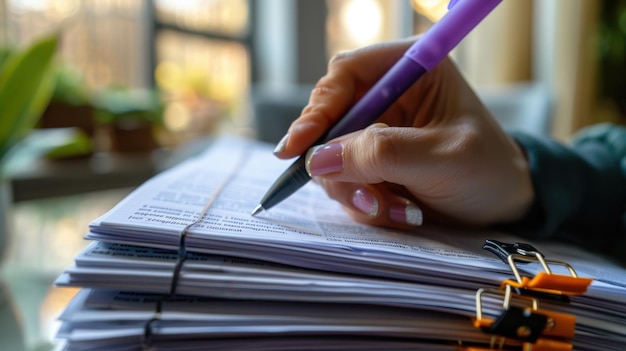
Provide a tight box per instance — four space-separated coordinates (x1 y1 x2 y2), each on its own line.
252 0 502 215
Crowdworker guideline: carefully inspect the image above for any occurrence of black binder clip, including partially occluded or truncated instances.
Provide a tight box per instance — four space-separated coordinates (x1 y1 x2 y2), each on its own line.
472 285 546 343
483 239 542 265
467 285 576 351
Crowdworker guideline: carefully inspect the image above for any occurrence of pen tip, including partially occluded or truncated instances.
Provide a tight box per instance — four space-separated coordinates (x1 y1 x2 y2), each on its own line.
251 205 263 216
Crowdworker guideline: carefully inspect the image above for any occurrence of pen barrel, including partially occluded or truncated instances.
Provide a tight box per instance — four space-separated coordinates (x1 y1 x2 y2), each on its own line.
406 0 502 70
322 57 427 143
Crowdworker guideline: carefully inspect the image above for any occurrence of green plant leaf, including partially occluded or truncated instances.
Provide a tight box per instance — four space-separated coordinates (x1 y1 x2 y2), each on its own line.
0 34 58 162
0 48 12 68
0 128 91 176
45 128 92 159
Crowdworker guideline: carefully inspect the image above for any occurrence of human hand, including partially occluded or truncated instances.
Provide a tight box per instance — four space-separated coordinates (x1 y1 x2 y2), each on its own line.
273 38 534 230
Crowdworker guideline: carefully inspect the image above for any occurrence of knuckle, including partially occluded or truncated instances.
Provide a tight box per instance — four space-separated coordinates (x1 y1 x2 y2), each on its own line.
328 50 353 67
354 127 398 182
448 121 481 154
439 121 482 175
306 79 334 106
298 79 338 127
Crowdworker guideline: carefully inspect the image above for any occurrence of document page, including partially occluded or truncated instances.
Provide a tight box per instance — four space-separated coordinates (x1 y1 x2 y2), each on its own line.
88 136 626 288
91 137 502 264
57 241 485 312
58 288 488 344
56 241 626 332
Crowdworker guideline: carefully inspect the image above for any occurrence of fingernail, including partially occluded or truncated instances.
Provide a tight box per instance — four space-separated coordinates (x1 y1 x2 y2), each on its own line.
273 134 289 154
390 200 423 227
351 188 379 217
305 143 344 176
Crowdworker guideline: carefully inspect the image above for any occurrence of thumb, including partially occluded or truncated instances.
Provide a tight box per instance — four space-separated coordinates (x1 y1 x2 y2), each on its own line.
305 123 423 185
305 123 427 228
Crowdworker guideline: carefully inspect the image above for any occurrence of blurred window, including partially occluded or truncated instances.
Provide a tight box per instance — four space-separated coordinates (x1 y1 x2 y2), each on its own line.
0 0 254 142
152 0 252 142
154 0 249 36
326 0 428 57
2 0 150 90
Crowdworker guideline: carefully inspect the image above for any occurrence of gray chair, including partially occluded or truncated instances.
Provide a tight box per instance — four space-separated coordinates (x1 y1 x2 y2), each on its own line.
251 84 315 144
478 82 553 136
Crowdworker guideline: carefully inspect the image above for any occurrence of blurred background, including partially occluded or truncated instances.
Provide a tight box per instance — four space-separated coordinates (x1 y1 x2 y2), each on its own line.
0 0 624 350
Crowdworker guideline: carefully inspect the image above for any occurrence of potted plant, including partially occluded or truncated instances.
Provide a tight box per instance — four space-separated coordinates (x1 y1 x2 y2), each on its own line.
0 34 58 263
94 87 164 153
39 64 96 139
0 34 58 351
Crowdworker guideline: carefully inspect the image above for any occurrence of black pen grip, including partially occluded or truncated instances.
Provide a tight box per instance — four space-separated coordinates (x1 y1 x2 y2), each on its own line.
258 156 311 210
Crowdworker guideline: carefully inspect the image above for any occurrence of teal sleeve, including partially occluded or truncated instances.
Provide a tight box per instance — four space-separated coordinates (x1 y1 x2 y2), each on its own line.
507 123 626 257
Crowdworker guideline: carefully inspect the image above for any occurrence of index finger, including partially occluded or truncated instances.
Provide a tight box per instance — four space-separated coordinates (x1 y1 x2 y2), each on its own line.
274 38 416 159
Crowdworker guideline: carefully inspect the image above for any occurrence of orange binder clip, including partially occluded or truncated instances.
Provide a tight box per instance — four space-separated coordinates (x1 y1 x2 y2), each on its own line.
483 240 593 296
522 337 573 351
459 341 572 351
471 285 576 347
458 338 572 351
472 285 545 343
501 253 593 296
467 241 583 351
532 308 575 340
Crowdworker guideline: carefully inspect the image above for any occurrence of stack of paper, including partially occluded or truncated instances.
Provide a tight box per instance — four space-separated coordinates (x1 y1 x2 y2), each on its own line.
55 136 626 350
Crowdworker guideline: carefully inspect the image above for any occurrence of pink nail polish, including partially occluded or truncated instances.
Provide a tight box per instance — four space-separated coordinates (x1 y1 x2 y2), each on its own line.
305 143 344 176
351 188 379 217
390 201 423 227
